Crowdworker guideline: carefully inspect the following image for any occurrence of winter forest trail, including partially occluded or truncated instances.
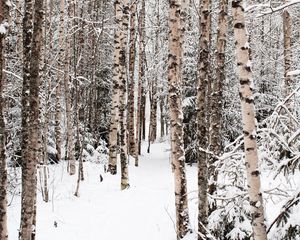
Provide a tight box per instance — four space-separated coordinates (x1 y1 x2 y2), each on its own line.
8 141 198 240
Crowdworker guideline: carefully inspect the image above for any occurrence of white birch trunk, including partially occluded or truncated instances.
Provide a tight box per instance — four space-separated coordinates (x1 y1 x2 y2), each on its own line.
168 0 190 238
232 1 267 239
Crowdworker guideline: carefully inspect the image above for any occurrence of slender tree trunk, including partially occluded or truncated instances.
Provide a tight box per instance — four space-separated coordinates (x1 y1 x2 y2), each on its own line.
168 0 190 238
108 0 122 175
160 96 165 138
208 0 228 213
148 1 159 146
136 0 145 163
54 0 65 163
232 1 268 239
197 0 211 236
141 93 146 140
0 1 9 239
65 0 76 175
15 0 22 57
127 0 137 157
119 0 130 190
20 0 44 238
282 5 292 99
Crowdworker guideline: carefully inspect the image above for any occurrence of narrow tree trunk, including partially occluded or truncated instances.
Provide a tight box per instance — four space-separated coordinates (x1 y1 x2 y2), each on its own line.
65 0 76 175
0 1 9 239
119 0 130 190
160 96 165 138
55 0 65 163
168 0 190 238
232 1 268 239
15 0 22 57
20 0 44 238
282 6 292 99
208 0 228 213
108 0 122 175
136 0 145 163
197 0 211 236
127 0 137 157
148 1 159 146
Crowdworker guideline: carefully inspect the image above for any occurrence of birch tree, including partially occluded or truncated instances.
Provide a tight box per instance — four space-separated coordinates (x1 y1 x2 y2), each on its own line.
197 0 211 236
0 1 9 239
208 0 228 212
127 0 137 157
282 0 292 99
54 0 65 163
19 0 44 238
65 0 76 175
168 0 190 238
119 0 130 190
108 0 122 174
232 1 267 239
136 0 145 163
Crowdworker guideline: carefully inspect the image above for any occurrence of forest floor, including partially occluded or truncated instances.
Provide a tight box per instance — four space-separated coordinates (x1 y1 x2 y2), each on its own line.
7 141 198 240
7 140 300 239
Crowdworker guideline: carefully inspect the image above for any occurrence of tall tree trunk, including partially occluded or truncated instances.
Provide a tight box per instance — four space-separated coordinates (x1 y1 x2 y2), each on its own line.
55 0 65 163
168 0 190 238
15 0 22 57
119 0 130 190
147 2 159 153
65 0 76 175
197 0 211 236
0 1 9 239
136 0 145 163
159 96 165 138
208 0 228 213
232 1 267 239
20 0 44 238
282 4 292 99
108 0 122 175
127 0 137 157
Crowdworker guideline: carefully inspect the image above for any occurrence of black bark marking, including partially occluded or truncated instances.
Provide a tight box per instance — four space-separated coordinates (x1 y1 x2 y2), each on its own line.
234 23 245 29
251 170 260 176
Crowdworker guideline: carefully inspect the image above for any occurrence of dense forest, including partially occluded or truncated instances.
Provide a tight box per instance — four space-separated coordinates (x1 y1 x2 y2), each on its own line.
0 0 300 239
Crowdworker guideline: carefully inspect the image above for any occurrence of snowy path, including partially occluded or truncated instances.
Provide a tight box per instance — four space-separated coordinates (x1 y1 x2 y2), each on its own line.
8 141 198 240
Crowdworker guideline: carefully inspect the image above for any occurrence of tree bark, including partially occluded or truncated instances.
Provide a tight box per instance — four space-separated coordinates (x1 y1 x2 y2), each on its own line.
108 0 122 175
136 0 145 164
127 0 137 157
0 1 9 239
20 0 44 238
232 1 267 239
54 0 65 163
65 0 76 175
208 0 228 213
282 6 292 99
168 0 190 238
119 0 130 190
197 0 211 236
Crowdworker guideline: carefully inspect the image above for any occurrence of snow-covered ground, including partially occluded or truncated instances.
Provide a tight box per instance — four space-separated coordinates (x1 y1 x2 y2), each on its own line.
7 140 300 239
7 141 198 240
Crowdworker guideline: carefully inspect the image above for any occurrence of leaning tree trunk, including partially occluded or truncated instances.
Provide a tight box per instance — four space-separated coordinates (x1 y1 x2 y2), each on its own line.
19 0 44 239
168 0 190 238
232 1 268 239
208 0 228 213
197 0 211 237
0 1 9 239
